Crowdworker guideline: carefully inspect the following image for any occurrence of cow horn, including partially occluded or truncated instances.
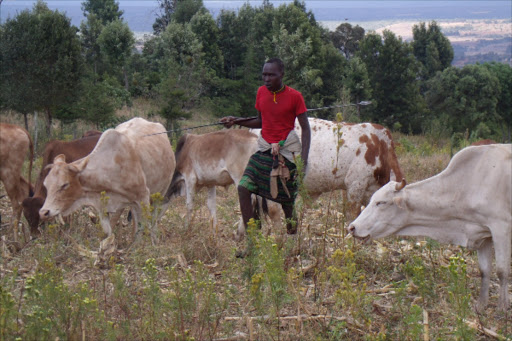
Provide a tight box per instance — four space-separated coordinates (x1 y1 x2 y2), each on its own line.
395 178 406 191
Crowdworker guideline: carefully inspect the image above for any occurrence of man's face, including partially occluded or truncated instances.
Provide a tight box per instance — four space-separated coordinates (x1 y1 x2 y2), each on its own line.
262 62 283 92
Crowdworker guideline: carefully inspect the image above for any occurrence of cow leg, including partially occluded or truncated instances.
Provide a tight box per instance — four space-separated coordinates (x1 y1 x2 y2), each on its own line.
3 183 23 242
491 228 511 311
109 209 124 232
236 185 255 241
206 186 218 234
476 238 493 311
99 213 112 236
185 179 196 227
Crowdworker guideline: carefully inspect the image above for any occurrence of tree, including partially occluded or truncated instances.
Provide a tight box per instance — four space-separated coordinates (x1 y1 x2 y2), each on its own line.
330 23 365 59
81 0 123 25
190 11 223 76
97 20 135 90
483 62 512 141
343 56 372 119
0 1 83 135
173 0 205 24
79 13 103 74
425 64 500 139
358 30 425 132
153 0 177 35
412 21 453 80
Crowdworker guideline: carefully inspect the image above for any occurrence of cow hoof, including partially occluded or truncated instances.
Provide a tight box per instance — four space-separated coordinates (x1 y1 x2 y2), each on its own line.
235 249 248 258
286 227 297 235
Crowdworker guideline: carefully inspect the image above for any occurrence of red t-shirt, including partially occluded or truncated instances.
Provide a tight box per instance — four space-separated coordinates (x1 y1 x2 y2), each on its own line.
255 85 307 143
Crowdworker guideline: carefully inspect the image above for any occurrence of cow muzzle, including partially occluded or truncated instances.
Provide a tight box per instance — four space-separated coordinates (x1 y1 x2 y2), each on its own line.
39 209 53 221
347 224 370 243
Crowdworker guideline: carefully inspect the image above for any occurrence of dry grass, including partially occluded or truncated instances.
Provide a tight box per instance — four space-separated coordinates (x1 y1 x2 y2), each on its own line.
0 110 510 340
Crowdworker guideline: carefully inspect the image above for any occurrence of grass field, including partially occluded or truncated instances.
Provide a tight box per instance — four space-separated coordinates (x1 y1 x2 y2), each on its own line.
1 107 510 340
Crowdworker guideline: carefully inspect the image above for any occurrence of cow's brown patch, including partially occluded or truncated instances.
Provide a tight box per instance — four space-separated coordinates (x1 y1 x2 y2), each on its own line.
356 148 361 156
371 123 385 130
361 123 367 128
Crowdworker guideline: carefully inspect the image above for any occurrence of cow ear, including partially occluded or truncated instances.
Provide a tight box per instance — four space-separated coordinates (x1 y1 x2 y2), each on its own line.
393 197 407 209
67 164 81 174
69 157 89 174
53 154 67 163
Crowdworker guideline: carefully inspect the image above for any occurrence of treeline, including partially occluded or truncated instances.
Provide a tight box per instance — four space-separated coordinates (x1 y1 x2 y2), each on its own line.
0 0 511 142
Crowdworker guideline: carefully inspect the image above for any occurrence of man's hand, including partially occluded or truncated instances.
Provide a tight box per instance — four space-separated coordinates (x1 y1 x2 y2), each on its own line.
271 143 280 156
219 116 237 128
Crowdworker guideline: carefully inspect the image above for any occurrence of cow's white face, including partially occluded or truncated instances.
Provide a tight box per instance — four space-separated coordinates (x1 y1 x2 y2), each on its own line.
40 154 85 220
347 180 409 240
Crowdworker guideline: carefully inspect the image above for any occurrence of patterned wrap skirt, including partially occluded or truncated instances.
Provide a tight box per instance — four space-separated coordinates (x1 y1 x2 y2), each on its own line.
239 150 298 207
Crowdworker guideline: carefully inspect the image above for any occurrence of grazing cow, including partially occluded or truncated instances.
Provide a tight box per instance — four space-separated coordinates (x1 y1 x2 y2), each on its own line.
22 133 102 234
39 118 176 241
348 144 512 311
297 118 403 203
165 129 259 229
0 123 33 231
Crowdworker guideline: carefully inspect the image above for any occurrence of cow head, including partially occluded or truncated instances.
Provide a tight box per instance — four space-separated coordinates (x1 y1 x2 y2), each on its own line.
39 154 87 220
22 196 45 234
347 179 408 240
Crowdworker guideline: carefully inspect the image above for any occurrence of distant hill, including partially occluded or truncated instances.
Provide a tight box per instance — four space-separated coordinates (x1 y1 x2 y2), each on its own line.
321 19 512 66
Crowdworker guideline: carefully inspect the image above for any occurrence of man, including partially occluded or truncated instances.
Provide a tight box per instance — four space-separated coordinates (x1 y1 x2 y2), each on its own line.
221 57 311 237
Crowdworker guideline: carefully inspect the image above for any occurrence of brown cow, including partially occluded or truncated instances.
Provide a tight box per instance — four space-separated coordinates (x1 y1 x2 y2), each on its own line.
0 123 33 233
165 129 259 229
22 133 101 234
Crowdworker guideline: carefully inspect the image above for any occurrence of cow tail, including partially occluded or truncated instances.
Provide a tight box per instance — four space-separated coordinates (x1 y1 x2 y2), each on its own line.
388 141 404 183
164 171 184 202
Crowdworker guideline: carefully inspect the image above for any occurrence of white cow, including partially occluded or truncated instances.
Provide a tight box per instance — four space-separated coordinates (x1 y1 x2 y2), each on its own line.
39 118 176 241
164 129 258 229
348 144 512 311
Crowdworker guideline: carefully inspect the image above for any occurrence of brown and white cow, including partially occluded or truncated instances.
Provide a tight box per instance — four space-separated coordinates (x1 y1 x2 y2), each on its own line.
165 129 259 229
238 118 403 238
39 118 176 241
348 144 512 311
296 118 403 204
0 123 33 232
22 133 102 234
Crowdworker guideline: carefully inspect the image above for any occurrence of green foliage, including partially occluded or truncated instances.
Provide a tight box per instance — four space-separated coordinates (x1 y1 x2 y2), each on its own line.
173 0 205 24
357 30 426 133
97 19 135 87
445 255 475 340
425 64 501 139
328 248 371 324
330 23 365 59
0 1 83 133
245 219 291 337
412 21 454 80
19 256 106 340
81 0 123 25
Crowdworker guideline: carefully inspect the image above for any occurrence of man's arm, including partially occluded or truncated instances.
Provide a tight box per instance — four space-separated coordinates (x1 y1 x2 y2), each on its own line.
297 112 310 170
220 112 262 129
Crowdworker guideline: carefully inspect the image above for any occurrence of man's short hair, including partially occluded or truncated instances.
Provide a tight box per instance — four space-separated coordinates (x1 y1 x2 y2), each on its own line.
265 58 284 73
